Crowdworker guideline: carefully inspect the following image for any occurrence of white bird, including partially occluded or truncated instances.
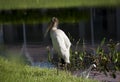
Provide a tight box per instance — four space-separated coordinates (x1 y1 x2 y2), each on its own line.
74 64 96 78
44 17 71 65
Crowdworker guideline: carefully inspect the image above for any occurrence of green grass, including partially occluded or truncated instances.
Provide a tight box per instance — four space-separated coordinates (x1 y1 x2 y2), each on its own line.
0 0 120 10
0 56 98 82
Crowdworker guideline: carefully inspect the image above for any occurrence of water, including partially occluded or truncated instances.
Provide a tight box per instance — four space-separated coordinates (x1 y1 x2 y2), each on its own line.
32 61 55 68
21 23 55 69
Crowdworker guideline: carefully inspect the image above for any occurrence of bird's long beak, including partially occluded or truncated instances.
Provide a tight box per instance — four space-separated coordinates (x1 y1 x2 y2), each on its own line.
44 26 50 38
44 21 53 38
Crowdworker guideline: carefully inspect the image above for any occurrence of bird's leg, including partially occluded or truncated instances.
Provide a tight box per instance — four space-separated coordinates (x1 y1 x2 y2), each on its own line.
57 63 59 75
64 63 70 75
57 57 61 75
65 63 67 71
60 58 65 70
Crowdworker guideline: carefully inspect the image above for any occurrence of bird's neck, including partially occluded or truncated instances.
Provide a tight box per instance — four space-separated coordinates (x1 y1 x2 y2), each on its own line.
51 27 57 30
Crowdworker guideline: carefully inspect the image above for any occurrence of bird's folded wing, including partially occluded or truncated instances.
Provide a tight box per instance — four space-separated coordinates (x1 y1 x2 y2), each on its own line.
56 29 71 50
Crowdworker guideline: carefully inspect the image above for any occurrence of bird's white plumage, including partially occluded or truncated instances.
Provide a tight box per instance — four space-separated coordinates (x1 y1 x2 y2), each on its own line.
50 28 71 63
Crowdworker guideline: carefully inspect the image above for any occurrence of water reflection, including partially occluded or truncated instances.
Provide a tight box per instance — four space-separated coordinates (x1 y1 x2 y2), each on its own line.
32 61 55 68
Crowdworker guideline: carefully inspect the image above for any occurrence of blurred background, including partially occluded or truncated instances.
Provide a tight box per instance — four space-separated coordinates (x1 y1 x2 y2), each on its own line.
0 0 120 62
0 8 120 44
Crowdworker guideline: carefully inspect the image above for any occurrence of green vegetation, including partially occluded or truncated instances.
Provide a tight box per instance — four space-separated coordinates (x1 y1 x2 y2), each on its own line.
0 0 120 23
0 8 89 24
0 56 98 82
68 38 120 78
0 0 120 10
95 39 120 78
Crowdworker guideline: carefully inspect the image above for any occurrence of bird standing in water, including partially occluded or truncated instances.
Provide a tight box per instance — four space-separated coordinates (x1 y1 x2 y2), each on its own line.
44 17 71 70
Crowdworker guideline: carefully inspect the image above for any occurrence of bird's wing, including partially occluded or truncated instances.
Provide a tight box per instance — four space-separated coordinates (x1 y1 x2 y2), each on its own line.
63 32 71 49
56 29 71 49
50 29 71 63
50 30 64 52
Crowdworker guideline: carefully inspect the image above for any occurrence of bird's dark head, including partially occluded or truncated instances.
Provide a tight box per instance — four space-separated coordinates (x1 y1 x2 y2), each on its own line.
51 17 59 27
44 17 59 37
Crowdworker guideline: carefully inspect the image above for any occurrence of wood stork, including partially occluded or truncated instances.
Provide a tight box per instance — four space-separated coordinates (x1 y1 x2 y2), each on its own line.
44 17 71 67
